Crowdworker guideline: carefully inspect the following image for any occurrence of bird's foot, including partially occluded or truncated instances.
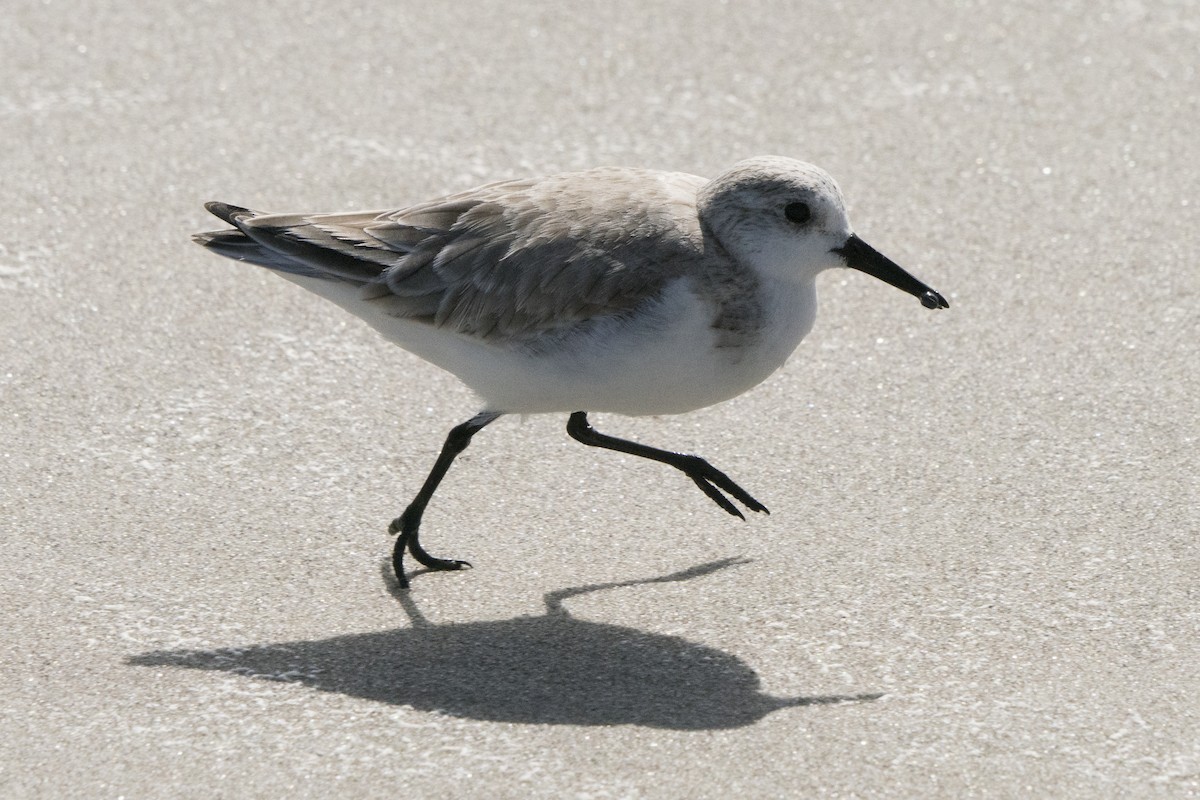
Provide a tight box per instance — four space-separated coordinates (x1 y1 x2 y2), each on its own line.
390 515 471 589
679 455 769 519
411 552 473 572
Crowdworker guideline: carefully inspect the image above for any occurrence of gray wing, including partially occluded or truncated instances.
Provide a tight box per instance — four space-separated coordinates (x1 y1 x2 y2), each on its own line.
195 169 709 342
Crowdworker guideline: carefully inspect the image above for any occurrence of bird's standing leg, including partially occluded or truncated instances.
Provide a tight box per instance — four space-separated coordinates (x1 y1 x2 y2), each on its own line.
390 411 501 588
565 412 769 519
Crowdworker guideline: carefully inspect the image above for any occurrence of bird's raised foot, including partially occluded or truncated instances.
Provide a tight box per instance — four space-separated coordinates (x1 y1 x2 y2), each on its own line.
678 455 769 519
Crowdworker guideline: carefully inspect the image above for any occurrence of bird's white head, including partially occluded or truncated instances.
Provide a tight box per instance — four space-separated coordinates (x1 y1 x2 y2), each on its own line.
698 156 949 309
697 156 852 282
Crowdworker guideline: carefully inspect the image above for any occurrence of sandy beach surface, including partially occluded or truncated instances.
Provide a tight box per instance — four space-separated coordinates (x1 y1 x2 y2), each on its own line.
2 2 1197 797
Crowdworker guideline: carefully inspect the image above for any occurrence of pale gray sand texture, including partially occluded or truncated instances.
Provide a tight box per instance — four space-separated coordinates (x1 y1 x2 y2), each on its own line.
2 2 1197 798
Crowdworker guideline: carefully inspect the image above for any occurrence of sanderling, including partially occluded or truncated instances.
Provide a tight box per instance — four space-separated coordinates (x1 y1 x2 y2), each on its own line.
195 156 948 587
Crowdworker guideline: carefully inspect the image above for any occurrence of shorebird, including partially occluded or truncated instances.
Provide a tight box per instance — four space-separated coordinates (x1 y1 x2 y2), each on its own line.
194 156 948 587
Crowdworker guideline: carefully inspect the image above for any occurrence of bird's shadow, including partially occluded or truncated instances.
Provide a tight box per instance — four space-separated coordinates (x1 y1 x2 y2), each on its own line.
127 558 881 729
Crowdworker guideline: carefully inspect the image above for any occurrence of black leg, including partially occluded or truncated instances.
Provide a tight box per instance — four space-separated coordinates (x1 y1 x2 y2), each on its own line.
389 411 501 588
565 411 768 519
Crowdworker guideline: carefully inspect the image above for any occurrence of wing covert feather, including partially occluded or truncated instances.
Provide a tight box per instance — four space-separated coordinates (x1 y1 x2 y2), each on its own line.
377 169 710 341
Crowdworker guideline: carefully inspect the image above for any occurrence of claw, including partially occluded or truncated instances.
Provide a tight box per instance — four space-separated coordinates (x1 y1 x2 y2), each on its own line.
680 456 769 517
689 474 746 519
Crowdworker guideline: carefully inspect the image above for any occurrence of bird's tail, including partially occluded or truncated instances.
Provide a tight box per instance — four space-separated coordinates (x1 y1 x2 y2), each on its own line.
193 202 346 280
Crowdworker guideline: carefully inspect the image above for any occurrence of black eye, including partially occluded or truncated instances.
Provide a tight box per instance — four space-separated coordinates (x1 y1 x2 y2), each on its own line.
784 202 811 224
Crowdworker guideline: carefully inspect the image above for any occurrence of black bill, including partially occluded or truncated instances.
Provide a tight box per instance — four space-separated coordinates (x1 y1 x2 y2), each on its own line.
832 233 949 310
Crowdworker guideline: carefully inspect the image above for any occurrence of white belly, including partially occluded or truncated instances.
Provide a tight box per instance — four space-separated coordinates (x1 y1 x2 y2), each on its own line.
284 273 817 416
